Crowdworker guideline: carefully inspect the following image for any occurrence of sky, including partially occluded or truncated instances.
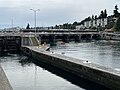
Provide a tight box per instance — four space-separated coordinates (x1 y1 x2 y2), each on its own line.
0 0 120 29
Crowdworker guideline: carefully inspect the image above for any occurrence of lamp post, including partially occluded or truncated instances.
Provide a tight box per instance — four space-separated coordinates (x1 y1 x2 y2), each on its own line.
10 19 13 28
30 9 40 34
9 19 13 32
30 9 41 46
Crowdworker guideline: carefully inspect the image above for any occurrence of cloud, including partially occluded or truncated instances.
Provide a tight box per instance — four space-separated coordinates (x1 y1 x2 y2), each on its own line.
0 0 120 28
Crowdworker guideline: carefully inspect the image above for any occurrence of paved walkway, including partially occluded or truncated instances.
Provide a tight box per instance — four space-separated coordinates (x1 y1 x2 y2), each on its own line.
0 65 13 90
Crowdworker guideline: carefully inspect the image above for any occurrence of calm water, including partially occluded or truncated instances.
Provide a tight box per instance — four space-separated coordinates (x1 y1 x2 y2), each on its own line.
0 55 84 90
51 40 120 69
0 40 119 90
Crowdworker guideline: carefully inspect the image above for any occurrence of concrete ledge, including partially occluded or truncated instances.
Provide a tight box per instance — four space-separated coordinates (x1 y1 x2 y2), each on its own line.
21 46 120 90
0 65 13 90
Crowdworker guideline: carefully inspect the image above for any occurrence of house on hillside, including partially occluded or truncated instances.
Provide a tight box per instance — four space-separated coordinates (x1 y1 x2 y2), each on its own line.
84 18 108 29
76 24 85 30
76 16 118 30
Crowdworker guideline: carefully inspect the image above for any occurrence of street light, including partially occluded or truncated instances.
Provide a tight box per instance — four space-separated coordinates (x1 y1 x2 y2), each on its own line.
30 9 40 34
30 9 41 46
10 19 13 28
9 19 13 32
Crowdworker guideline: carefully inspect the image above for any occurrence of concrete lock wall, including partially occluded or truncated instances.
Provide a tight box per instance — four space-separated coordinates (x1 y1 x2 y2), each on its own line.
21 46 120 90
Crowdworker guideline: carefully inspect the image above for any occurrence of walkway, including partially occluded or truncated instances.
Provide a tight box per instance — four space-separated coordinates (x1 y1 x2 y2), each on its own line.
0 65 13 90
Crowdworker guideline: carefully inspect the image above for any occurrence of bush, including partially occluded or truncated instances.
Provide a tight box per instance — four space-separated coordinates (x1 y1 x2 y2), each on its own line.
115 16 120 31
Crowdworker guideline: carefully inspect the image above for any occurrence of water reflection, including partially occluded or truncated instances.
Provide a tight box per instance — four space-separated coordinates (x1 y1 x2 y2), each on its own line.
19 55 110 90
33 60 111 90
0 54 111 90
0 55 81 90
18 56 33 66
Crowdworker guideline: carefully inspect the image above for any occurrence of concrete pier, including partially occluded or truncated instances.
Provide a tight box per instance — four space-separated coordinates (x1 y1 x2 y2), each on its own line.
0 65 13 90
22 46 120 90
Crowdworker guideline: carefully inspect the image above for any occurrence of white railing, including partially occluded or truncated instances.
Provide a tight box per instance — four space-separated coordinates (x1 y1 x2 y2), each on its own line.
0 32 20 36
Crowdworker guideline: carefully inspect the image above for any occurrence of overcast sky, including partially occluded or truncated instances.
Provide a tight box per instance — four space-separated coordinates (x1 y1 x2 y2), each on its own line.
0 0 120 28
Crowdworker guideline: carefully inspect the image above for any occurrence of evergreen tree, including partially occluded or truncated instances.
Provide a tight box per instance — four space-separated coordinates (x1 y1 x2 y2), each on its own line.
95 15 97 19
113 5 120 17
115 16 120 31
73 22 78 25
104 9 107 18
100 10 104 18
51 26 54 29
115 5 119 10
92 15 94 19
26 24 30 29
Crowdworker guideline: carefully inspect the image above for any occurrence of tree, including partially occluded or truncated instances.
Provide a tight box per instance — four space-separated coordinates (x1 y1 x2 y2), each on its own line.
95 15 97 19
115 16 120 31
115 5 119 10
55 25 59 29
92 15 94 19
26 24 30 29
104 9 107 18
99 10 104 18
51 26 54 29
113 5 120 17
73 22 78 25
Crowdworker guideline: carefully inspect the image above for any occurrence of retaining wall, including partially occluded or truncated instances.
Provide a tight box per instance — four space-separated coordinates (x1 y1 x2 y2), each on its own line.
21 46 120 90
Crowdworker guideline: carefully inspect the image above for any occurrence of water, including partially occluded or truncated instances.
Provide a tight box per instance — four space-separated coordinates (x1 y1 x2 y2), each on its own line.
0 40 118 90
0 55 84 90
51 40 120 69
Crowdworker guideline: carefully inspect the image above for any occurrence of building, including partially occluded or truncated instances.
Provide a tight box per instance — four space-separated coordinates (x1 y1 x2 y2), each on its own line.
76 13 120 31
83 18 108 29
76 25 85 30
